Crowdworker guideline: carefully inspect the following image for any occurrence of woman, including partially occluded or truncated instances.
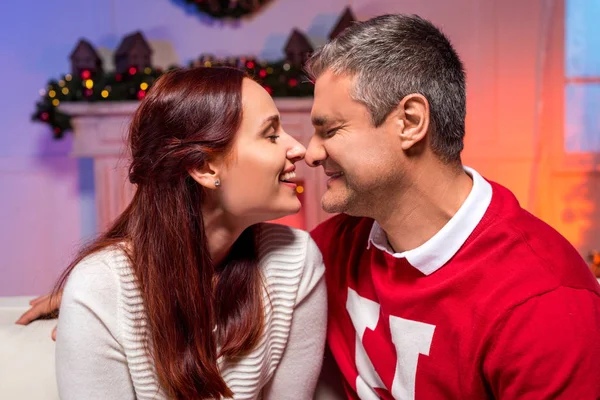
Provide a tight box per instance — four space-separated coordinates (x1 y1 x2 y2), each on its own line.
18 67 326 399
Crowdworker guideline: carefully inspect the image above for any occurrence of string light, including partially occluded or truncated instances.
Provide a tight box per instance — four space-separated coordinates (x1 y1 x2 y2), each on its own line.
296 185 304 194
36 55 314 138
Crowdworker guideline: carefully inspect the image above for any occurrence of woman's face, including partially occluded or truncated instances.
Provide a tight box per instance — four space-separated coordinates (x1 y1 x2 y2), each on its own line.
212 78 306 224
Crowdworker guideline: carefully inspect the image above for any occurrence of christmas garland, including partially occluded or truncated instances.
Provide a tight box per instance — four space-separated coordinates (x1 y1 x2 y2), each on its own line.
182 0 273 19
32 58 313 139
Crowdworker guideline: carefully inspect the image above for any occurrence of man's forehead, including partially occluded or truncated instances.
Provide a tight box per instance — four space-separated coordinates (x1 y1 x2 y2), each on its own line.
310 95 342 127
311 77 342 126
311 78 363 128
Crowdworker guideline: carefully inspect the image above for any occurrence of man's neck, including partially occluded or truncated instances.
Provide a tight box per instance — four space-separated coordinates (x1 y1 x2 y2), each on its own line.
375 161 473 253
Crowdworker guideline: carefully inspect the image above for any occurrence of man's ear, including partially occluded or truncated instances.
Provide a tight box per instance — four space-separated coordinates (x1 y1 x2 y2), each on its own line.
395 93 430 151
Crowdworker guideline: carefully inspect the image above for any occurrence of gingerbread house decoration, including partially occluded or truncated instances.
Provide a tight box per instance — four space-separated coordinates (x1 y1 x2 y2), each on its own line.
329 7 357 40
69 39 103 76
284 29 313 67
114 31 153 74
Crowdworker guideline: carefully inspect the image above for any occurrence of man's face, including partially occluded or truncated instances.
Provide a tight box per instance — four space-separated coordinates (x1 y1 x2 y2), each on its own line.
306 70 406 216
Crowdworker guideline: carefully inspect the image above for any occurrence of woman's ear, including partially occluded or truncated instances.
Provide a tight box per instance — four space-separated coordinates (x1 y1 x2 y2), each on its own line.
188 160 222 190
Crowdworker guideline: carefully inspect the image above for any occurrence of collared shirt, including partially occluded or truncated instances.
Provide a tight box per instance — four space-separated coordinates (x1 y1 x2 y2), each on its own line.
367 166 492 275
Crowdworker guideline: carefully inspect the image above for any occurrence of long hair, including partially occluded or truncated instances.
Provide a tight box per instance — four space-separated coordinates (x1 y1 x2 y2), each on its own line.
53 67 265 399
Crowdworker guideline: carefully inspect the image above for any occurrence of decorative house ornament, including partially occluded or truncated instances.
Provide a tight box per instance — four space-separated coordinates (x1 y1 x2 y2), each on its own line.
70 39 103 77
284 29 314 67
114 31 153 75
329 7 357 40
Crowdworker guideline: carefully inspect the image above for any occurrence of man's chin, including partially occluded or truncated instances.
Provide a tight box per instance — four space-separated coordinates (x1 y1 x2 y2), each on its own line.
321 197 348 214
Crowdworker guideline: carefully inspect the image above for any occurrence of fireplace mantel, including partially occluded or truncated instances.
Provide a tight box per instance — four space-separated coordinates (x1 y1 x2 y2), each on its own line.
61 99 330 232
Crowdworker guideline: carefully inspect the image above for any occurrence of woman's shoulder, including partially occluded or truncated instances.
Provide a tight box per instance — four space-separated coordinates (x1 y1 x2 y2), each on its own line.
63 246 133 306
255 223 321 265
255 223 325 303
69 245 129 280
256 222 310 241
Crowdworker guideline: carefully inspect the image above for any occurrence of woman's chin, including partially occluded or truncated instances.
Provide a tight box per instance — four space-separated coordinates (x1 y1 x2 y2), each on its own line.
265 201 302 221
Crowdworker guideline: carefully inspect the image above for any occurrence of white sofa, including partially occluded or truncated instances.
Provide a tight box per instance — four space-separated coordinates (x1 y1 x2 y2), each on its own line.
0 296 59 399
0 296 343 400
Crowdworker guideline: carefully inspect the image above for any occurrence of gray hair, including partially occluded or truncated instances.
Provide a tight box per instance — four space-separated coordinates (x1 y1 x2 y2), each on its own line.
306 14 466 163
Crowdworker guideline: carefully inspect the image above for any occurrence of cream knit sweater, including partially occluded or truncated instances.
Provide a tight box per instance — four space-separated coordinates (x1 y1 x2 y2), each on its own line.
55 223 327 399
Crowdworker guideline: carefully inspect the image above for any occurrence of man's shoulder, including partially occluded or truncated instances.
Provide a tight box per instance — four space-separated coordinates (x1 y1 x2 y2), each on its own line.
472 184 598 296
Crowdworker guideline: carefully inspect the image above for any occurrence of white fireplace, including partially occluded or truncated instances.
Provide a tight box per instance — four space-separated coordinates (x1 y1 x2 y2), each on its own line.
61 99 331 233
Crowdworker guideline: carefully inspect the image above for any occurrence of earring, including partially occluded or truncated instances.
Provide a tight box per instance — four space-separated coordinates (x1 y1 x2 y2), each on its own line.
214 178 221 187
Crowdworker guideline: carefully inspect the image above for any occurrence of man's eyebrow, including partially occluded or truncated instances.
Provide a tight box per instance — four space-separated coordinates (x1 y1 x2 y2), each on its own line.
312 115 340 128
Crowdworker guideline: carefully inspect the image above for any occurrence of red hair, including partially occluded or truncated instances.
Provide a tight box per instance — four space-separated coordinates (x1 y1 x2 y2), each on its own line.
54 67 264 399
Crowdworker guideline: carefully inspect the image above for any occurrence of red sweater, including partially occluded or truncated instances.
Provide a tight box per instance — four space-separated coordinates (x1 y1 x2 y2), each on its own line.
311 181 600 399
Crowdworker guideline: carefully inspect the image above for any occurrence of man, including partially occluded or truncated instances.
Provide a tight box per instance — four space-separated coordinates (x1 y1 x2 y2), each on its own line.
307 14 600 399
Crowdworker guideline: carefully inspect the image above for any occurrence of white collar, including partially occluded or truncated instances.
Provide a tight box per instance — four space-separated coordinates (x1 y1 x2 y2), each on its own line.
367 167 492 275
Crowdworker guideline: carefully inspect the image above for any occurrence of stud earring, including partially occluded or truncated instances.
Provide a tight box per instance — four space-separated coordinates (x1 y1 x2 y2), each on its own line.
214 178 221 187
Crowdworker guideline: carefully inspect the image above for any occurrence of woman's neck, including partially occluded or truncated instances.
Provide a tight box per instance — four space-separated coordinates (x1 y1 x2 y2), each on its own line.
201 205 247 266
